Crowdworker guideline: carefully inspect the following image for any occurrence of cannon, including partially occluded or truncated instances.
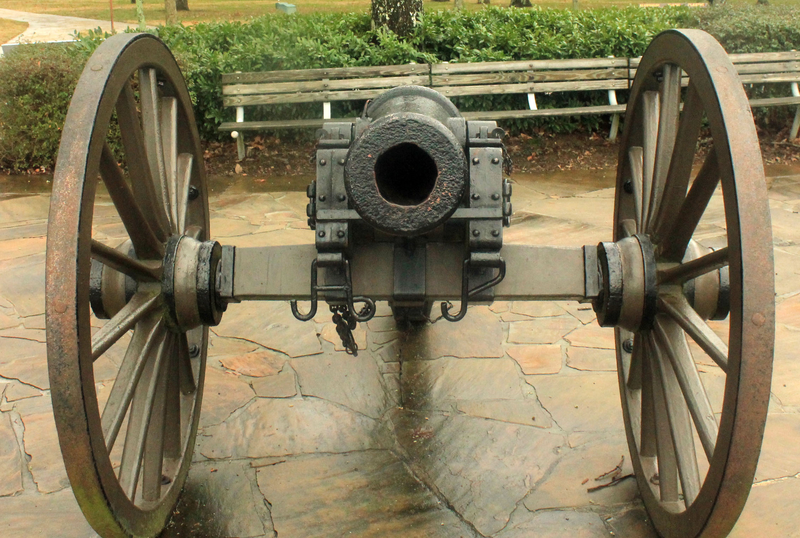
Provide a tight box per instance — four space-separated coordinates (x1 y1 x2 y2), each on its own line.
45 29 774 538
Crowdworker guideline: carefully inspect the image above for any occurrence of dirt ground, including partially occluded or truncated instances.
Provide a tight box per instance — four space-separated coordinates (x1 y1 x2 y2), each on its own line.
205 129 800 182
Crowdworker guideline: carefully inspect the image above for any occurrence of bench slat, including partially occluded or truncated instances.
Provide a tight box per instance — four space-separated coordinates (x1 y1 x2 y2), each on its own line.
739 73 800 84
222 64 428 84
431 68 628 87
630 51 800 69
224 75 430 96
734 61 800 75
431 57 628 75
748 96 800 107
461 103 627 120
219 118 358 131
224 88 389 106
434 79 627 98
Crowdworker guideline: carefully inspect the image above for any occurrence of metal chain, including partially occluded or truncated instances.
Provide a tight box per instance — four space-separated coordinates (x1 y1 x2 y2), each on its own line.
330 304 359 356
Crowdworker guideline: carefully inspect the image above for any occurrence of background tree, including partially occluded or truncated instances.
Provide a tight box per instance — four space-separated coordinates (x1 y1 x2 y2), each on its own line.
177 0 189 11
372 0 422 37
165 0 177 25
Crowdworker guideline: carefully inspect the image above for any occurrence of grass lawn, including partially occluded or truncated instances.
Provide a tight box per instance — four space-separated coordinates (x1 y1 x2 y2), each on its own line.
0 17 27 43
0 0 794 27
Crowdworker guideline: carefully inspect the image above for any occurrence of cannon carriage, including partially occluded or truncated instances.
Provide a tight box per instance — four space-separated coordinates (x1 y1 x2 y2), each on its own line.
45 29 774 538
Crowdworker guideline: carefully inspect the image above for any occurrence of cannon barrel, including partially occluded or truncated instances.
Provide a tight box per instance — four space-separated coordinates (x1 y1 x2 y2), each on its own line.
345 86 468 236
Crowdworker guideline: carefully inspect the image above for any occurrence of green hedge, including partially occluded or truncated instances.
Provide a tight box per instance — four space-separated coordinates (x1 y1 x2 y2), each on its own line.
1 5 799 172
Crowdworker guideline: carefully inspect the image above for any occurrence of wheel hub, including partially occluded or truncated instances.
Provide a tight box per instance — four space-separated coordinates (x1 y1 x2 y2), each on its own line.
162 235 225 332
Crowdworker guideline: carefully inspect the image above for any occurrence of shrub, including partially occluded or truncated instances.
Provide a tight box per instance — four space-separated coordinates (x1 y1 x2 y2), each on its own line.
0 43 90 172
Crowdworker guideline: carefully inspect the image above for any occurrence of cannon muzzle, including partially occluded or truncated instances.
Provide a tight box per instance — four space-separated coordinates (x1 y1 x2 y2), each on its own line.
345 86 468 236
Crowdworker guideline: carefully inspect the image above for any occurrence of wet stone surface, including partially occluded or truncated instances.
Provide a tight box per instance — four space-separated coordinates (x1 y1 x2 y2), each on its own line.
1 165 799 537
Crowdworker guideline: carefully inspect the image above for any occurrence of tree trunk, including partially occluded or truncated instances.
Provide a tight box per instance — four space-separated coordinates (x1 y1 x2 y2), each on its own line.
372 0 422 37
510 0 532 7
136 0 146 30
176 0 189 11
165 0 177 25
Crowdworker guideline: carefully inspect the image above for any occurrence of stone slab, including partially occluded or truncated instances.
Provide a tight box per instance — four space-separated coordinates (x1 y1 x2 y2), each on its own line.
532 373 624 433
219 350 286 377
565 324 616 349
566 346 616 372
256 451 472 538
199 367 255 427
251 363 297 399
402 306 503 359
507 344 562 375
0 488 96 538
494 508 611 538
456 399 553 429
292 352 388 419
402 358 524 410
508 317 580 345
199 398 390 460
0 412 22 497
213 301 321 358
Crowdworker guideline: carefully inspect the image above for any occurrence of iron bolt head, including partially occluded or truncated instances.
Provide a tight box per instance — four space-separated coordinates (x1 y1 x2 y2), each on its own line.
491 193 500 201
622 339 634 353
188 185 199 201
623 180 633 194
319 159 327 166
319 195 326 202
338 194 346 202
471 193 481 200
472 157 480 165
491 157 500 164
318 230 326 237
189 344 200 358
338 158 345 165
472 229 481 237
491 230 500 237
337 230 345 238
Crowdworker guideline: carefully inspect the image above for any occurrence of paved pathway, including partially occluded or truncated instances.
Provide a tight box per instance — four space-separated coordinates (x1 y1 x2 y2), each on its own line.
0 165 799 537
0 8 140 46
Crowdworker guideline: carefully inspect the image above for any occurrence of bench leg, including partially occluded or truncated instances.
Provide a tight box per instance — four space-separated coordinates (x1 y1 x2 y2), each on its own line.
609 114 620 142
791 83 800 140
236 134 246 161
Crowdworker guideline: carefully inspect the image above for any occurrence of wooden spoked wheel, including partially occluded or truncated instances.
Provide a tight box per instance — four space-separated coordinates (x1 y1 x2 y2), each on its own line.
46 34 210 537
611 30 774 538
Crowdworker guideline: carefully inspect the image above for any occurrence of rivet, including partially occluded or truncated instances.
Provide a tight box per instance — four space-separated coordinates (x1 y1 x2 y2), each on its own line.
338 194 346 202
471 193 481 200
188 185 200 201
623 180 633 194
491 193 500 201
472 157 480 165
491 157 500 164
622 339 634 353
319 195 326 202
338 158 345 165
319 159 327 166
337 230 345 238
472 229 481 237
318 230 326 237
491 230 500 237
189 344 200 358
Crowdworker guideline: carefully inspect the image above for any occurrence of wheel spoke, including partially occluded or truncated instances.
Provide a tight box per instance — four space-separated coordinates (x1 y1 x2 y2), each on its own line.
654 317 718 460
116 80 170 240
641 341 657 458
177 332 196 395
92 290 161 361
628 147 644 231
164 344 182 461
161 97 179 228
118 330 170 499
141 334 172 502
653 83 705 243
649 336 680 504
650 332 701 506
91 239 161 282
659 291 729 373
176 154 194 234
99 143 164 260
627 332 643 390
647 64 682 233
140 68 173 232
101 318 164 452
641 91 660 232
658 247 729 285
659 148 720 261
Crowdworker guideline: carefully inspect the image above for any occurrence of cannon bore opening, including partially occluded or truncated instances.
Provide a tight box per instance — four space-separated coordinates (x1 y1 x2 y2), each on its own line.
374 142 438 206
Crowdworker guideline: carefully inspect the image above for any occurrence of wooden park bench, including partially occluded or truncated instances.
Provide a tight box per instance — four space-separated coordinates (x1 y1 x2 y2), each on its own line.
219 51 800 160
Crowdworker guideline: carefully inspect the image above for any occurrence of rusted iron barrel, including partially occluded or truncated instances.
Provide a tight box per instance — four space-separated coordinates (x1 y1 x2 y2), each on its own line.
345 86 468 236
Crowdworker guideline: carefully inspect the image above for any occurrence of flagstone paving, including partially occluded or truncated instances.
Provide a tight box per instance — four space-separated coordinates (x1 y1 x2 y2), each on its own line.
0 165 799 537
